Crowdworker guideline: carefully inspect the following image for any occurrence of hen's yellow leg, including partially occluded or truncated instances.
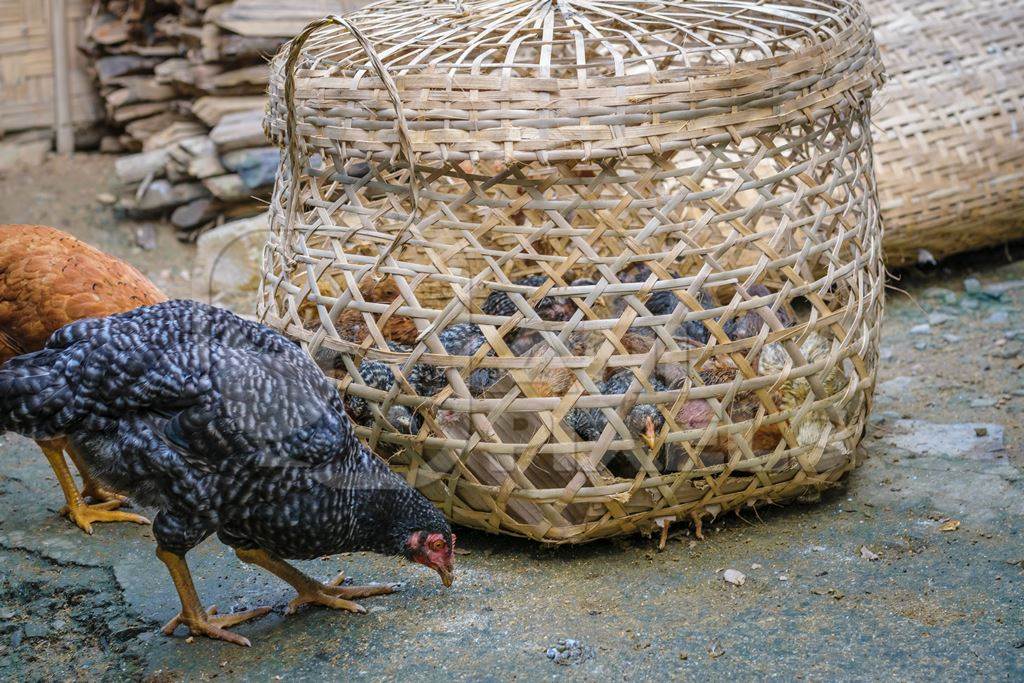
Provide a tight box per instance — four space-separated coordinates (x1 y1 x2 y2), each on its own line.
235 548 396 615
157 548 271 647
39 441 149 534
65 444 126 505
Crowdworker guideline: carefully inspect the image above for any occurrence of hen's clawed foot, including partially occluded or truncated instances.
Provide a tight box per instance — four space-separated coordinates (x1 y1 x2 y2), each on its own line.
60 499 151 534
286 574 398 615
80 482 128 506
162 605 271 648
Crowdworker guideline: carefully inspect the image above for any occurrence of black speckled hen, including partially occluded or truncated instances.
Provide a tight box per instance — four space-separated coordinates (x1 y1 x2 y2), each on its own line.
0 300 454 647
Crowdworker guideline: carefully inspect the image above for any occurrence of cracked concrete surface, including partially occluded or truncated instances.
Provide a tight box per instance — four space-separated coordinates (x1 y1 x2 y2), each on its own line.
0 156 1022 680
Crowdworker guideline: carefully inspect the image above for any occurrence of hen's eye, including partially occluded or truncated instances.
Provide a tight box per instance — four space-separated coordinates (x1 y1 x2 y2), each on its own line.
428 539 445 552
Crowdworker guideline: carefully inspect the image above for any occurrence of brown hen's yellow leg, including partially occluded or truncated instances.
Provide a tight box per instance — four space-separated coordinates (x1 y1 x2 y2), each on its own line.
157 549 270 647
65 444 126 505
39 441 150 534
235 548 396 615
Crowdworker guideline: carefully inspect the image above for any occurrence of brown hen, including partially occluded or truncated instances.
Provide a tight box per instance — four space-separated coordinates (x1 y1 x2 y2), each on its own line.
0 224 164 533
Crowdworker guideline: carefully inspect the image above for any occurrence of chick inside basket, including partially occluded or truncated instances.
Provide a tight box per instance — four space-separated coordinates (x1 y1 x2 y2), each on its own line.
311 266 860 483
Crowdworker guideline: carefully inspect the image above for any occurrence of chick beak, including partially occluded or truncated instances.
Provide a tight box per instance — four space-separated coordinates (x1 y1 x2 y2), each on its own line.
436 565 455 588
643 415 658 451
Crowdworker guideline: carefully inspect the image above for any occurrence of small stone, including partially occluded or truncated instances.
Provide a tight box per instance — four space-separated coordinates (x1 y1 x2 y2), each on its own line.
22 621 49 639
923 286 954 299
722 569 746 586
943 334 962 343
914 341 928 351
960 298 980 310
970 398 997 408
10 628 22 648
985 311 1010 326
859 545 880 561
909 324 931 335
975 427 989 437
0 609 14 620
964 277 982 295
545 638 587 665
927 313 951 326
983 280 1024 296
96 192 117 205
778 575 789 581
750 563 762 570
942 292 959 305
917 249 937 265
134 224 158 251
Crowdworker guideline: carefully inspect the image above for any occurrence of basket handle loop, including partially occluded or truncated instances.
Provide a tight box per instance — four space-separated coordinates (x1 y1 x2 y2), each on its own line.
283 14 420 277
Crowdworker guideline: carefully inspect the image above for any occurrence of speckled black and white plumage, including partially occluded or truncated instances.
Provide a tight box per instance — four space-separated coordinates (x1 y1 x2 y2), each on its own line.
0 300 450 559
406 323 501 397
346 360 420 434
482 275 577 322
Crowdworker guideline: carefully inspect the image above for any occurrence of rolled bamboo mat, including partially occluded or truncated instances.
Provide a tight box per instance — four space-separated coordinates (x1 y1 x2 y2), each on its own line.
870 0 1024 266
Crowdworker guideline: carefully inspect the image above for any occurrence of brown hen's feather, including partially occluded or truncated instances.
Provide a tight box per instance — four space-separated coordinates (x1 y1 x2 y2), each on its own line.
0 224 166 363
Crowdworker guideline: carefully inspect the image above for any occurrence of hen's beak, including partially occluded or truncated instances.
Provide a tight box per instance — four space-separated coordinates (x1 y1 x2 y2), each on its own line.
435 565 455 587
643 415 658 451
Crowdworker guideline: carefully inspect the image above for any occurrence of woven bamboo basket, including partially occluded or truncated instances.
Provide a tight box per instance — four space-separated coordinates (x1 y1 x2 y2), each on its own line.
869 0 1024 266
259 0 886 543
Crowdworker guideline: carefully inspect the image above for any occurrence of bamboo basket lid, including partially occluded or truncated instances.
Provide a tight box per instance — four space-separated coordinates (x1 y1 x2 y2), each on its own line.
265 0 883 165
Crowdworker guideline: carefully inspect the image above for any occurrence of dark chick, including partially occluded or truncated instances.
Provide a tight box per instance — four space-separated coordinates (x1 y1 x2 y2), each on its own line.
423 323 502 396
0 300 454 647
483 275 578 354
721 284 793 340
346 359 420 434
482 274 577 322
613 264 714 343
565 370 667 456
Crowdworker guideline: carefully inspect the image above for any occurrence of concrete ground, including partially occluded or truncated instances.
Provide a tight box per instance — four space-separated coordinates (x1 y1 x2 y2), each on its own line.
0 155 1022 680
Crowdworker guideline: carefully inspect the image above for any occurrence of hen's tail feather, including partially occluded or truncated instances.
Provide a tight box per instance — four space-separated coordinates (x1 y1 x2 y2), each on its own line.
0 348 75 439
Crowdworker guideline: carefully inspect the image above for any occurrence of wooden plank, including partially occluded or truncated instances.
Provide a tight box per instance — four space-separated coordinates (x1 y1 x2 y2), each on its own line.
51 0 73 153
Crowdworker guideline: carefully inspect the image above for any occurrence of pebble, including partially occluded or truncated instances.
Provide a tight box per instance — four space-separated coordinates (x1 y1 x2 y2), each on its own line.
923 286 954 299
964 278 983 295
985 311 1010 326
96 192 117 205
22 621 49 639
10 628 22 648
913 341 928 351
546 639 587 665
982 279 1024 296
927 313 951 326
880 347 894 361
909 324 931 335
943 334 962 343
722 569 746 586
994 346 1020 359
960 298 980 310
970 398 998 408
